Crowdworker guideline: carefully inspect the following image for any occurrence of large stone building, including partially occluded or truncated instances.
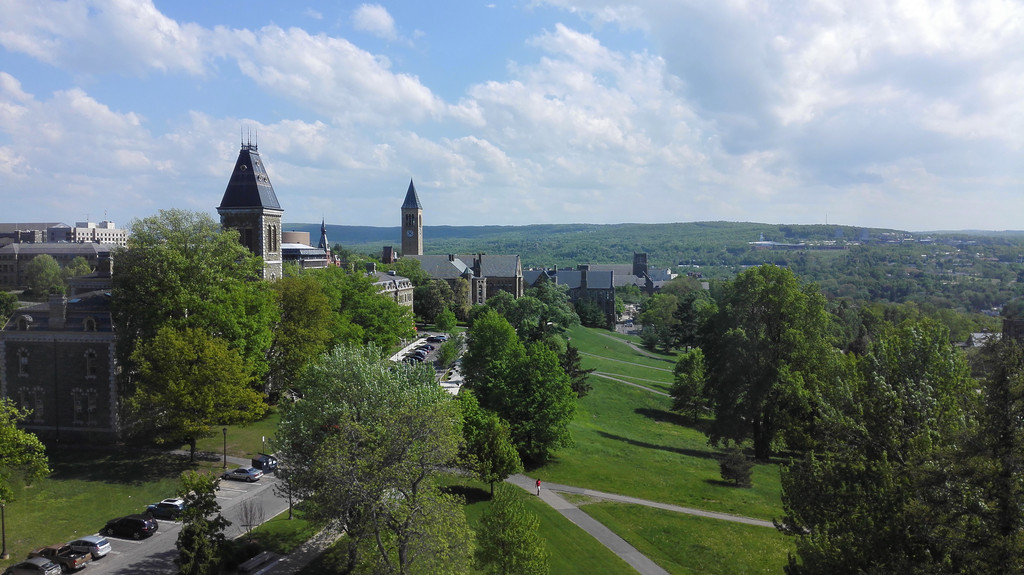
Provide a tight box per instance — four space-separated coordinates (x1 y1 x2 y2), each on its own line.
399 182 523 304
0 271 117 442
0 243 112 289
525 266 616 326
217 141 284 280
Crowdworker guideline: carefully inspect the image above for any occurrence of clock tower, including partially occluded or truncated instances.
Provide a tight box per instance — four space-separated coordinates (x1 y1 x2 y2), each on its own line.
218 139 283 280
401 179 423 256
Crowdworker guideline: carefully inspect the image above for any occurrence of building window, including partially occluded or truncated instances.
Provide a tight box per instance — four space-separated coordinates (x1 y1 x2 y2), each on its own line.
18 348 29 377
18 386 45 423
85 349 97 378
17 316 29 330
72 388 84 425
84 317 96 332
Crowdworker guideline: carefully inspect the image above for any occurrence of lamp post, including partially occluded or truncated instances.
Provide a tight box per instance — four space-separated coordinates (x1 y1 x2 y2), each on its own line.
222 427 228 469
1 502 8 560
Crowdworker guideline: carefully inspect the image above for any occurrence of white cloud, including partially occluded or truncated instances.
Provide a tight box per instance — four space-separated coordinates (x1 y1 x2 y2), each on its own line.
0 0 208 75
352 4 398 41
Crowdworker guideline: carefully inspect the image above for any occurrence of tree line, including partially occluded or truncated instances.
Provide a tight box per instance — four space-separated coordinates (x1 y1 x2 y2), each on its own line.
661 264 1024 572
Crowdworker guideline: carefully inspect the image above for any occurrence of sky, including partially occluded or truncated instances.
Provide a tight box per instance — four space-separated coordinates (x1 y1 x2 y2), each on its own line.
0 0 1022 231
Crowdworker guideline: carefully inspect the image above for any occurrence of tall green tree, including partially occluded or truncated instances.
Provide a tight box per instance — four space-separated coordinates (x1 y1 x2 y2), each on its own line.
778 320 976 574
24 254 64 295
560 343 594 398
127 327 267 460
311 266 415 351
702 265 836 460
435 307 458 332
111 209 276 389
475 483 549 575
0 398 50 502
464 311 575 464
457 390 522 494
176 470 230 575
671 348 707 420
276 345 473 575
265 274 333 398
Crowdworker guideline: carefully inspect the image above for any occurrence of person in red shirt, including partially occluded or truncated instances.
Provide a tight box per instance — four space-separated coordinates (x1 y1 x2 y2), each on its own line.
536 478 541 496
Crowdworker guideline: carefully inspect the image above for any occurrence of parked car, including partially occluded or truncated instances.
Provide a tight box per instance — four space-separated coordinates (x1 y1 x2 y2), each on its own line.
28 544 90 572
251 453 277 473
417 344 435 351
427 335 448 343
67 535 112 560
146 497 187 519
410 350 427 359
102 514 158 539
2 557 61 575
222 467 263 482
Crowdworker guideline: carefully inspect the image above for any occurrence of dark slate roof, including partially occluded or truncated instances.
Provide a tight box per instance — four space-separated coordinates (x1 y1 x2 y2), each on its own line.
401 179 422 210
457 254 521 278
3 291 113 332
528 269 613 290
317 218 328 250
0 243 110 257
405 255 471 279
218 145 282 210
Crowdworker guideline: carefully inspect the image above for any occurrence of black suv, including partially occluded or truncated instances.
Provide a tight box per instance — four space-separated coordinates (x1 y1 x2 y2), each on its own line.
102 514 158 539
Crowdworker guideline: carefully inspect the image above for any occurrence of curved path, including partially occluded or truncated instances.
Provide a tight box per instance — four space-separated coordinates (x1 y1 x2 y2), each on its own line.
506 474 776 575
592 372 669 397
580 351 674 373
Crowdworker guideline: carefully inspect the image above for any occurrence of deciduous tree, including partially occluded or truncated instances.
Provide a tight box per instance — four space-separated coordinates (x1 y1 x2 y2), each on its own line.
127 327 266 460
265 274 332 398
0 398 50 502
458 390 522 494
701 265 835 460
112 209 276 390
778 320 975 574
277 345 472 574
24 254 64 295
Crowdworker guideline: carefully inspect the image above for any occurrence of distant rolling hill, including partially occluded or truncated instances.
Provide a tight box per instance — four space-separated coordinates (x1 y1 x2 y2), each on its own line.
283 221 1024 270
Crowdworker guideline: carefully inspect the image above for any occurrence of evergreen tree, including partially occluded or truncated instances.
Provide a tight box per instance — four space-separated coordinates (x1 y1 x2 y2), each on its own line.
560 343 594 398
176 471 230 575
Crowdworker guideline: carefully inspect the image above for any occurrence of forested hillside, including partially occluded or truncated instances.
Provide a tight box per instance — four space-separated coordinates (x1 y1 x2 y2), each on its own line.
289 221 1024 320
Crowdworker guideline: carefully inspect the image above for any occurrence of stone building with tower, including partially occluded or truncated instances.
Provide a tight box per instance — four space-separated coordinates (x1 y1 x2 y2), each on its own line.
217 141 284 280
398 180 524 305
401 179 424 257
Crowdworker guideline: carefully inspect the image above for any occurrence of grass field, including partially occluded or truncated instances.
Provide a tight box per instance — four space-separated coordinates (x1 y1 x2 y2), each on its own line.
581 502 792 574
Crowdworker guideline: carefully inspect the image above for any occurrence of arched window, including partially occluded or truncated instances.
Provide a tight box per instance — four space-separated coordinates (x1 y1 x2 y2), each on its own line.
85 349 97 378
17 348 29 377
84 317 96 332
17 316 30 330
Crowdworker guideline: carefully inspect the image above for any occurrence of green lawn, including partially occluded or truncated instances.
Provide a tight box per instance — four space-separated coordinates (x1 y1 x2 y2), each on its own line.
0 412 283 571
581 502 793 574
0 450 194 569
189 408 282 459
540 326 784 522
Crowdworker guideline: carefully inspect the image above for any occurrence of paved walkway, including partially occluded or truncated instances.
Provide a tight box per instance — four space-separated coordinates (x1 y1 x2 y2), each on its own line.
592 372 669 397
506 474 671 575
506 474 776 575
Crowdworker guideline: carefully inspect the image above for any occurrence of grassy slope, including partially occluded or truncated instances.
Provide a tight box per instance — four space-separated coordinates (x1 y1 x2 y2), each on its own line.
542 326 784 521
582 502 792 574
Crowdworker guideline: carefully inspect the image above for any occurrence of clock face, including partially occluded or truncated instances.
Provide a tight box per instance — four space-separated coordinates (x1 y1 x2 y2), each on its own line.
406 229 414 237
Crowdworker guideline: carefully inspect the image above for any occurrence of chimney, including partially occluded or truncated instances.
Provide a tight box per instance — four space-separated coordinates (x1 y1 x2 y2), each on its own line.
49 294 67 330
365 262 377 273
97 252 113 277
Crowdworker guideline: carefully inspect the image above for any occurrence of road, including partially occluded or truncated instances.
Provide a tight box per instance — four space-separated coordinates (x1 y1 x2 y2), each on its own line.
74 472 290 575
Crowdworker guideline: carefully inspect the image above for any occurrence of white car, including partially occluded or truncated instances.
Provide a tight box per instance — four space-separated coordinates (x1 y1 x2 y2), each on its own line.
222 467 263 482
67 535 112 560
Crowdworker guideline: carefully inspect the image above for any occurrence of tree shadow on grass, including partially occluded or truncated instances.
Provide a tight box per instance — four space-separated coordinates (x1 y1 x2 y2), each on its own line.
633 407 715 436
595 430 721 461
443 484 491 504
46 447 196 485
